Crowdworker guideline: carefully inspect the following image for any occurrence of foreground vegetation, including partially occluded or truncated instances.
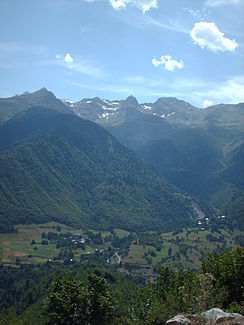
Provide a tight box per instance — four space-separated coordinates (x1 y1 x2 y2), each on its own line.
0 248 243 324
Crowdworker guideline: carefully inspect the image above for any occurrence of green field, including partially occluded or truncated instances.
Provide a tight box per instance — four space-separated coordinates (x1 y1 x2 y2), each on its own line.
0 222 78 265
114 228 130 239
121 227 243 270
0 222 243 273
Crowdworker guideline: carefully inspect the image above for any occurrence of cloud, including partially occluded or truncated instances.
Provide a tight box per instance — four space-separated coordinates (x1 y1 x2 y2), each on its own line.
56 53 103 77
152 55 184 71
110 0 126 9
69 75 244 106
196 76 244 104
190 22 238 52
64 53 74 64
203 99 213 107
205 0 243 7
150 76 244 106
122 11 188 33
69 81 132 93
110 0 158 13
182 7 208 20
80 26 93 34
143 15 188 33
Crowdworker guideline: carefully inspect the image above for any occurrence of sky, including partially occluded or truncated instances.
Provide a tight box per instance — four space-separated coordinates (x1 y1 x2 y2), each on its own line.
0 0 243 107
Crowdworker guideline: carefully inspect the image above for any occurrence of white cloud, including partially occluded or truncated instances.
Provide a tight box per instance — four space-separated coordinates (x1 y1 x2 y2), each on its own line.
203 99 213 107
205 0 243 7
110 0 158 13
56 53 103 77
110 0 126 9
64 53 74 64
152 55 184 71
190 22 238 52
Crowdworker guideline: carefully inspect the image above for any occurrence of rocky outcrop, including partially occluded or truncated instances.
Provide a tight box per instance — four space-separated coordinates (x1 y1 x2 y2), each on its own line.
166 308 244 325
201 308 244 324
166 315 192 325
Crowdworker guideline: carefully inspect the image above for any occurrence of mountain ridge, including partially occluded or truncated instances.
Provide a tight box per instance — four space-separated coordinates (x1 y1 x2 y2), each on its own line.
0 106 212 232
1 88 243 229
0 88 72 124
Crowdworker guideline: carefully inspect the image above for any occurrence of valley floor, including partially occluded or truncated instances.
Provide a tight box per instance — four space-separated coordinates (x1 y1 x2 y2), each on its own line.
0 221 243 277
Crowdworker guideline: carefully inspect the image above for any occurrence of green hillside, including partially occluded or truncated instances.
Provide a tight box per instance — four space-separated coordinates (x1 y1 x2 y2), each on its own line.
0 107 210 233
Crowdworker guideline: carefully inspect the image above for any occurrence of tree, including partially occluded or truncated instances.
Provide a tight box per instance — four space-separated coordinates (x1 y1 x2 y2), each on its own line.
202 247 244 307
45 277 90 325
45 273 115 325
87 273 115 324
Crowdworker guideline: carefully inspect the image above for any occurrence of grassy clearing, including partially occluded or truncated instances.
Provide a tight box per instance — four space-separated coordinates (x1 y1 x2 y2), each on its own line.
0 222 75 265
114 228 130 239
0 222 105 265
123 244 147 265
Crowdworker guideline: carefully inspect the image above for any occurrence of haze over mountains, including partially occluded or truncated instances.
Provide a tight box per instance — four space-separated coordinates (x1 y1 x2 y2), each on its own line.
0 88 243 232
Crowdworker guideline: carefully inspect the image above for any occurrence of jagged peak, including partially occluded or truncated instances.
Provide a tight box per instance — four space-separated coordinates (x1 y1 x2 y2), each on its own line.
123 95 138 107
32 87 56 97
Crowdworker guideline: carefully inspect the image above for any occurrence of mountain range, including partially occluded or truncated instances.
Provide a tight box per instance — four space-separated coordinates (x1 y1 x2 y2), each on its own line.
0 99 211 233
63 92 244 216
0 88 243 232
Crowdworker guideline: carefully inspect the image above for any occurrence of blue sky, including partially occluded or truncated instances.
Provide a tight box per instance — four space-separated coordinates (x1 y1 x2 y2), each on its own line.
0 0 243 107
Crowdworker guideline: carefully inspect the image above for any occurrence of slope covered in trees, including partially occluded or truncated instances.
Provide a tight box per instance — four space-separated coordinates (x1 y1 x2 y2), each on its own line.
107 112 244 228
0 107 210 232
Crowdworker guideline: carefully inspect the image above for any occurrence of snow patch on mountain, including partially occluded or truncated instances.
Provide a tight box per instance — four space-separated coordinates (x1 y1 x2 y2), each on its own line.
63 99 74 104
142 104 152 111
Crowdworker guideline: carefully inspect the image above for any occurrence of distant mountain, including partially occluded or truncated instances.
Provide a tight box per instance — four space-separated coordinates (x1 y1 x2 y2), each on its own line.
1 89 243 229
64 95 244 131
64 95 188 126
0 88 72 124
63 93 244 217
63 95 145 127
107 107 244 211
0 107 210 233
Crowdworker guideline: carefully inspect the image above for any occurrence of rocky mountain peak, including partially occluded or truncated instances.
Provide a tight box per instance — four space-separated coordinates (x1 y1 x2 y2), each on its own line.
31 87 56 99
123 95 138 107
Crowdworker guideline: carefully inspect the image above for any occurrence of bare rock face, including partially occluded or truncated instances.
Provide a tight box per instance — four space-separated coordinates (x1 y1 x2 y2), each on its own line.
166 315 192 325
201 308 244 324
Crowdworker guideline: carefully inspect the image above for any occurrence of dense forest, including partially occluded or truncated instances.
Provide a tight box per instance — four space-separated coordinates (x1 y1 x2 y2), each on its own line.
0 107 212 233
